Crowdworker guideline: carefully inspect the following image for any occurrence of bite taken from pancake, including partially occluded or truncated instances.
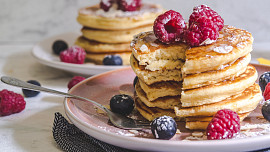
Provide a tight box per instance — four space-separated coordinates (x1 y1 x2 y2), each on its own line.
131 4 263 140
75 0 164 66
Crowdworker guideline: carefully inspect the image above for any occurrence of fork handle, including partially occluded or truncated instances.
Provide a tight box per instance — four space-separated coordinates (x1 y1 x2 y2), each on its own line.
1 76 106 110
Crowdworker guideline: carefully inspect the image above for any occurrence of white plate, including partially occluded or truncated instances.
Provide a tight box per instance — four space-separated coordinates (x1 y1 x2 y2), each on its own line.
64 66 270 152
32 32 128 76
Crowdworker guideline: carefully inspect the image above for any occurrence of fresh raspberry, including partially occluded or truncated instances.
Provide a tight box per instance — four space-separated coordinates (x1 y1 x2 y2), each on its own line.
68 76 86 90
0 89 26 116
206 109 240 140
263 83 270 101
118 0 141 12
100 0 114 12
60 46 86 64
184 4 224 47
189 5 224 31
153 10 186 44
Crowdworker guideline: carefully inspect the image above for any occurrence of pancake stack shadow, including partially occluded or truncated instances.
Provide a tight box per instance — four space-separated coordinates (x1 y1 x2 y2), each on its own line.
75 4 163 65
131 26 263 130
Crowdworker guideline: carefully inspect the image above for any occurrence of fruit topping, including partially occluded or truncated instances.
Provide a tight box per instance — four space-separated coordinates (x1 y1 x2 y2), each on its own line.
118 0 141 12
262 100 270 122
151 115 177 140
103 55 123 65
52 40 68 55
22 80 41 97
100 0 114 12
59 46 86 64
0 89 26 116
67 76 86 90
110 94 134 116
184 4 224 47
153 10 186 44
263 82 270 101
133 76 138 88
206 109 240 140
259 72 270 93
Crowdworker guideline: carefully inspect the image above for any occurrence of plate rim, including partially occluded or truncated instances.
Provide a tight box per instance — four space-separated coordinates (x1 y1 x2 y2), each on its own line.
64 66 270 152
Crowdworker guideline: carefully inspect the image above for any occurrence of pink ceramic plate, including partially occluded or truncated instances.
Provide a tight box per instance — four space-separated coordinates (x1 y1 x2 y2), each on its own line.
64 64 270 152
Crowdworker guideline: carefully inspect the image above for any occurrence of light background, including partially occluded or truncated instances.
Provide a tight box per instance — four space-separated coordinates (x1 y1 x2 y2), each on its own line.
0 0 269 45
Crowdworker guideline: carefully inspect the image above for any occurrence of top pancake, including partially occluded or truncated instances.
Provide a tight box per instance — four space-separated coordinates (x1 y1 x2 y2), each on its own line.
131 26 253 75
77 4 163 30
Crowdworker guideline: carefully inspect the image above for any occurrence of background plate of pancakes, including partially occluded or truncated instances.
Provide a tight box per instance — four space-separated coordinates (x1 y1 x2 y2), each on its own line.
65 66 270 152
32 32 129 76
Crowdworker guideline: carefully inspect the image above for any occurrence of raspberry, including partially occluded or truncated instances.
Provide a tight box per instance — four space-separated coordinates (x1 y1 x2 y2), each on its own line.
153 10 186 44
118 0 141 12
60 46 86 64
185 5 224 47
206 109 240 140
0 89 26 116
263 83 270 101
100 0 114 12
68 76 86 90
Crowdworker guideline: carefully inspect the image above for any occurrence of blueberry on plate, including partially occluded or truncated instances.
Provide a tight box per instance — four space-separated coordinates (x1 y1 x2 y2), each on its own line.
133 76 138 88
262 100 270 122
110 94 134 116
22 80 41 97
103 55 123 65
151 115 177 140
52 40 68 55
259 72 270 93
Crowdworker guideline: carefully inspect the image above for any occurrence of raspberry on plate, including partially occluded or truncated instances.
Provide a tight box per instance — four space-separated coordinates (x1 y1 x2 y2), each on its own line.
185 4 224 47
206 109 240 140
68 76 86 90
118 0 141 12
100 0 114 12
0 89 26 116
153 10 186 44
59 46 86 64
263 83 270 101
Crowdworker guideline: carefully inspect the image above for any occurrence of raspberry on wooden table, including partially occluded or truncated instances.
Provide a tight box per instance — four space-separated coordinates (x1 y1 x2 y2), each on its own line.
0 89 26 116
206 109 240 140
153 10 186 44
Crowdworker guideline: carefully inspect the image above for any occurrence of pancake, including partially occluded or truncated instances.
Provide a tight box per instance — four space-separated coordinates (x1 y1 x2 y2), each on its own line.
175 83 262 117
135 95 178 121
85 52 131 65
130 55 183 85
131 32 188 67
182 25 253 75
75 36 130 53
181 65 257 107
81 25 152 44
77 4 163 30
135 81 181 109
130 26 253 76
185 112 250 130
183 53 251 90
139 79 181 101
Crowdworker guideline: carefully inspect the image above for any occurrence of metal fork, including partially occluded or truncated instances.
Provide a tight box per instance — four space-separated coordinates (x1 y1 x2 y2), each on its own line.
1 76 150 130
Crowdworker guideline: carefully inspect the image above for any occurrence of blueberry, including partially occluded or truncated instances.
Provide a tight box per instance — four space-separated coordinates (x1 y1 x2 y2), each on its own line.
151 116 177 140
103 55 123 65
262 100 270 122
22 80 41 97
133 76 138 88
52 40 68 55
110 94 134 116
259 72 270 93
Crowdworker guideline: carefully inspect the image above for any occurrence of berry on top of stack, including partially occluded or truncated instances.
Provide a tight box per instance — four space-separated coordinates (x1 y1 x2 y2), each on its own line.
75 0 164 65
131 4 263 140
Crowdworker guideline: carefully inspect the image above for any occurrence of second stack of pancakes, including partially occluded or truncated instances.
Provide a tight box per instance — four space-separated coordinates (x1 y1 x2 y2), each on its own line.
131 26 263 130
75 3 163 65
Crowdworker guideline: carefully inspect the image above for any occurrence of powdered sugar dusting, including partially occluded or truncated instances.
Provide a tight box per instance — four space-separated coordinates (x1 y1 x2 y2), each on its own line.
213 44 233 53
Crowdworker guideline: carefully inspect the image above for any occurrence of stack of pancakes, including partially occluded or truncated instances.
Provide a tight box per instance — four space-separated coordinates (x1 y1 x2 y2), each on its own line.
131 25 263 130
75 3 163 65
